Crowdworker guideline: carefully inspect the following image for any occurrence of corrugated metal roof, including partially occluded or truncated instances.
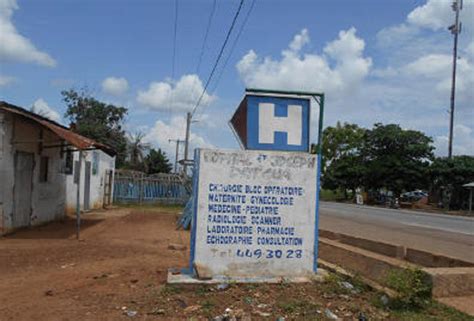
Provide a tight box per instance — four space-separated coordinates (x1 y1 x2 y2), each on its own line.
0 101 116 156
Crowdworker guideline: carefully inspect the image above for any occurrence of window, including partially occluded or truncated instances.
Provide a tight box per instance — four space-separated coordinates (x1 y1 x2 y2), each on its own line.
39 156 49 182
64 150 73 175
92 151 99 175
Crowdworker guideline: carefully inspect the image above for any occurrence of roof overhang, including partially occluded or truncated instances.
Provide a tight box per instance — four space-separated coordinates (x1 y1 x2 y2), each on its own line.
0 101 116 156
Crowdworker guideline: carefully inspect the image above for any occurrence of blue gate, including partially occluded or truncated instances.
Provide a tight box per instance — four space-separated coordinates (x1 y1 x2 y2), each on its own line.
113 171 190 205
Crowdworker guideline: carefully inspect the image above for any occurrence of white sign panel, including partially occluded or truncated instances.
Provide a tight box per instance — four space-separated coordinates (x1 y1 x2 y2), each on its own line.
191 148 318 279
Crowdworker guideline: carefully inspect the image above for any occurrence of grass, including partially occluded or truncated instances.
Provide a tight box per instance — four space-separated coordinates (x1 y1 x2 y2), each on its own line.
194 286 209 297
384 268 432 309
388 300 474 321
160 284 182 295
372 268 473 320
277 299 321 315
319 189 347 201
200 299 216 317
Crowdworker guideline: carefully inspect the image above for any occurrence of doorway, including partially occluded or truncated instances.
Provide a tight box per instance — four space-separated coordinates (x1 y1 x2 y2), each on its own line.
13 152 34 228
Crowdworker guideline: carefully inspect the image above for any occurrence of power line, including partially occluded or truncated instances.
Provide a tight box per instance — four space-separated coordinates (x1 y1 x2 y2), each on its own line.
171 0 179 79
191 0 245 117
189 0 217 109
196 0 217 75
210 0 256 96
169 0 179 115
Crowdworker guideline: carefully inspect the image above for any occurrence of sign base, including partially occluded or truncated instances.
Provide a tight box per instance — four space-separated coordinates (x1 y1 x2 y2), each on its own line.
167 268 327 284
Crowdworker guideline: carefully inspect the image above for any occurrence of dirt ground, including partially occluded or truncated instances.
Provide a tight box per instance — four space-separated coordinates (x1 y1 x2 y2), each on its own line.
0 206 470 321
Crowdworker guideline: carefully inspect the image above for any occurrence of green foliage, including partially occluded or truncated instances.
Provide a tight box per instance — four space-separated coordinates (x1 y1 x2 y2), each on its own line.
277 299 320 314
145 148 173 174
363 123 434 195
194 286 209 297
160 284 182 295
319 189 347 201
321 122 366 198
389 300 474 321
62 89 128 167
429 155 474 210
200 299 216 317
321 122 435 199
385 268 432 310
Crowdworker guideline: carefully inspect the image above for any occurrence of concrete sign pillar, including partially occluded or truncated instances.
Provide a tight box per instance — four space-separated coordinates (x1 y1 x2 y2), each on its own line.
190 149 318 280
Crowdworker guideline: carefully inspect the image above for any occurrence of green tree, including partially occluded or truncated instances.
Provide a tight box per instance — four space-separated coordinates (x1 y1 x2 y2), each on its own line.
62 89 128 167
363 123 434 195
321 122 367 198
145 148 172 174
429 156 474 209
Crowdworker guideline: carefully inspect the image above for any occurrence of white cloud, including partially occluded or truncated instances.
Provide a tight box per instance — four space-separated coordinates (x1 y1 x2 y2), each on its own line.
289 28 309 52
362 0 473 157
0 0 56 67
0 74 15 86
31 98 61 122
407 0 473 32
376 23 419 48
401 53 473 103
101 76 129 96
137 74 215 112
407 0 453 31
434 124 474 156
236 28 372 98
143 116 214 161
404 54 452 76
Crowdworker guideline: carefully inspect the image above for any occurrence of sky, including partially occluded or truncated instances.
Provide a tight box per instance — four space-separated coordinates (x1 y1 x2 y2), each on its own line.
0 0 473 161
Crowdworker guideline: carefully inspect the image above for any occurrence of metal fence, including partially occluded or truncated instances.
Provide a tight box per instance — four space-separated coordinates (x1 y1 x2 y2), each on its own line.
113 170 190 205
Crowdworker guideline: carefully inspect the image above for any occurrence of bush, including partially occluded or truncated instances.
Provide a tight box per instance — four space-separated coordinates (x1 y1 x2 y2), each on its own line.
385 268 432 310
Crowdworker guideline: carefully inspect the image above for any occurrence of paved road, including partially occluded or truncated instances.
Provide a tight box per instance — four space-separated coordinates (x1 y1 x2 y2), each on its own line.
319 201 474 263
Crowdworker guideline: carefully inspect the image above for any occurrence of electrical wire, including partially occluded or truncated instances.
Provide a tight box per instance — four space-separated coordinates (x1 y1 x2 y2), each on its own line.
189 0 218 110
169 0 179 115
171 0 179 79
210 0 256 96
191 0 245 117
196 0 217 75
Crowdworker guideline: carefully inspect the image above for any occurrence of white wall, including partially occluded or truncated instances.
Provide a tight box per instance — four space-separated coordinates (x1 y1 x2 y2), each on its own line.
65 149 115 214
0 111 115 234
0 112 67 233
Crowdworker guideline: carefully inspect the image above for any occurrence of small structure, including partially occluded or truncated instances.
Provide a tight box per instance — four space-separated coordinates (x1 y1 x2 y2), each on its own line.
0 101 115 235
463 182 474 215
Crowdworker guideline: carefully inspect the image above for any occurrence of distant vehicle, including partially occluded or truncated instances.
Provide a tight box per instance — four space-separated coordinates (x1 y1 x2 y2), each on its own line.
400 190 428 202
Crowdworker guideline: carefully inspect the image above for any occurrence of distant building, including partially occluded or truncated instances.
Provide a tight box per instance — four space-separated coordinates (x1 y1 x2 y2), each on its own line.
0 101 115 235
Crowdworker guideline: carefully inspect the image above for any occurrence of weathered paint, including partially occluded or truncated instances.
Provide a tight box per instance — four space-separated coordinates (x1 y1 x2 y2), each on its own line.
65 149 115 214
0 111 66 232
191 148 318 279
0 110 115 234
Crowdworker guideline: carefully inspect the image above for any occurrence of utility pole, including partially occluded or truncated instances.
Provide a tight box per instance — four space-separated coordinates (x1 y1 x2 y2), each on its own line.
183 111 192 175
448 0 462 159
169 139 184 173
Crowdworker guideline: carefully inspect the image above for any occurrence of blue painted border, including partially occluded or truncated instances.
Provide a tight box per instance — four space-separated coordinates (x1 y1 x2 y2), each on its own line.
189 149 200 274
313 152 322 272
246 95 311 152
